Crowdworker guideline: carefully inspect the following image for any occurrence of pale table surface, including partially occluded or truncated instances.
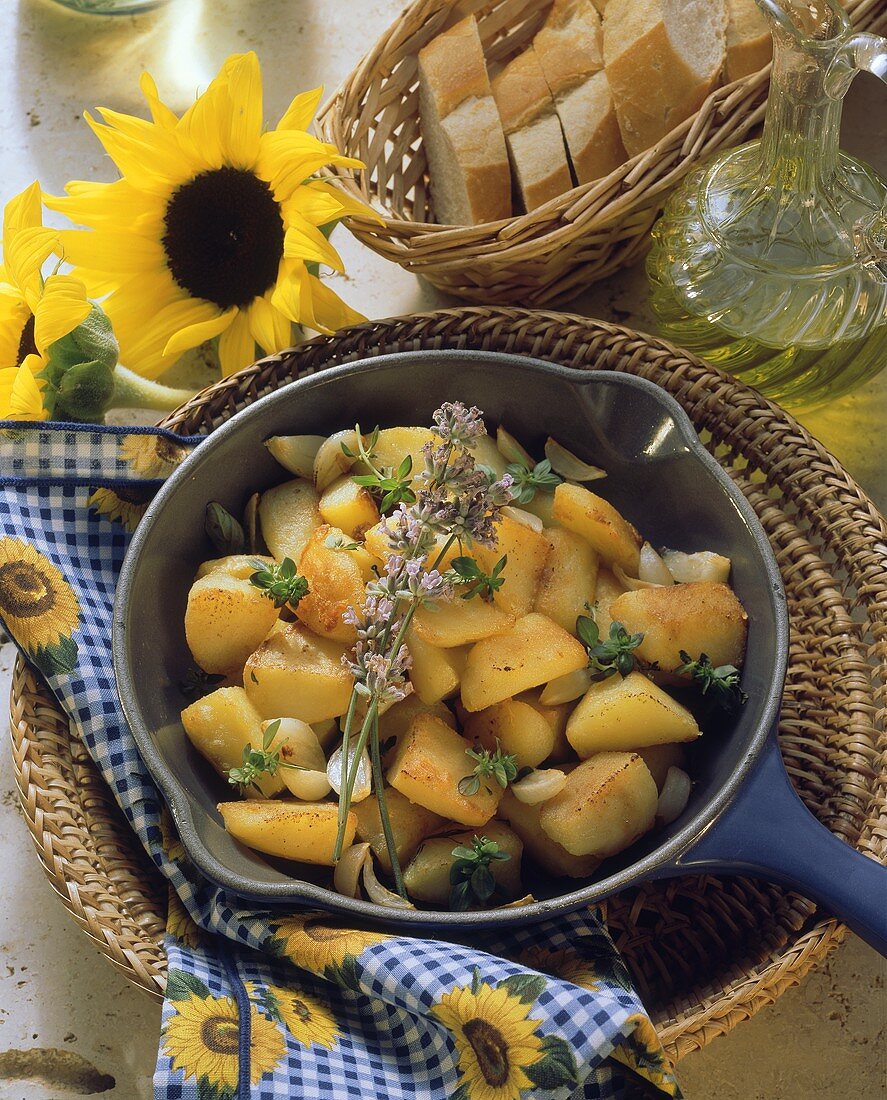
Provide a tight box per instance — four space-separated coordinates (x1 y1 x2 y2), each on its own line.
1 1 885 1097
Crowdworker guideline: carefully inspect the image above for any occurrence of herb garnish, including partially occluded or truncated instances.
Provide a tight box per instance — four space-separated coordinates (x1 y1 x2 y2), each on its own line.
226 719 304 793
678 651 747 711
505 458 562 504
179 667 225 700
449 836 511 910
458 742 519 796
577 615 644 680
249 557 309 609
449 554 507 601
345 424 418 513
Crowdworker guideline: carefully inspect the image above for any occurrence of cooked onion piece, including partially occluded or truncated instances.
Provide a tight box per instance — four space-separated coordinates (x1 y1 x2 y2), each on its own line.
510 768 567 805
639 542 674 586
327 744 372 803
314 430 358 491
334 842 372 898
662 549 731 584
363 859 415 908
544 437 607 482
656 766 692 825
613 564 663 591
496 425 533 467
266 435 326 479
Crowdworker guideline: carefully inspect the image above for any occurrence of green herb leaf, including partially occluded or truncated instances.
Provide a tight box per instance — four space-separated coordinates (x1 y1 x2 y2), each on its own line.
205 501 246 555
179 667 225 700
448 554 507 601
457 741 519 796
249 557 310 609
325 531 361 551
448 836 512 910
578 617 644 681
678 650 748 711
505 458 562 504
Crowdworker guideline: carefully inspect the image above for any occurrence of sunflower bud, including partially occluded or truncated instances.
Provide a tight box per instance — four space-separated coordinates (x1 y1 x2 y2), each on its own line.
40 304 119 422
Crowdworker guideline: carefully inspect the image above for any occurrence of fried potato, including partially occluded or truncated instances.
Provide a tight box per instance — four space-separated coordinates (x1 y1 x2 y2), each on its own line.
185 571 279 676
412 597 514 649
258 478 321 562
533 527 599 633
499 789 600 878
405 627 466 704
403 822 523 904
462 697 556 769
552 483 641 574
474 514 551 618
244 622 353 724
218 800 355 865
294 524 375 643
352 788 445 874
318 476 379 539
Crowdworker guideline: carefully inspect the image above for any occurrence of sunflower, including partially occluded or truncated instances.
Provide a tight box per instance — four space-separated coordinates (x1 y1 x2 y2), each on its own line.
159 804 187 863
0 183 92 421
518 946 599 992
0 537 80 672
610 1013 679 1096
432 980 545 1100
267 915 389 976
87 483 155 532
166 888 203 949
119 432 189 478
162 990 285 1090
48 53 376 382
246 982 340 1050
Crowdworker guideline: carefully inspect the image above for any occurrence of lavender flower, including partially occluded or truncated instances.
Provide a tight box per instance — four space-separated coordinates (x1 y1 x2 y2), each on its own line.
432 401 485 446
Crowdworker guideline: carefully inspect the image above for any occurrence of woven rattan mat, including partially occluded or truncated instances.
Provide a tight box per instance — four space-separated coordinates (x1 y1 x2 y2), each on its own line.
9 308 886 1062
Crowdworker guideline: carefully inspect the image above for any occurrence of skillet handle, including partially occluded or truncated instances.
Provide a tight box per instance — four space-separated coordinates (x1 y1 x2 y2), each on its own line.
671 736 887 957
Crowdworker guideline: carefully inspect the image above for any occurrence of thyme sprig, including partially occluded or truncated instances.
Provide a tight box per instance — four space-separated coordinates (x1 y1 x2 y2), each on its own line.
448 554 507 601
449 836 512 910
505 458 562 504
249 557 309 609
179 667 224 701
458 742 519 795
577 616 645 681
678 651 748 711
345 423 417 513
226 719 305 793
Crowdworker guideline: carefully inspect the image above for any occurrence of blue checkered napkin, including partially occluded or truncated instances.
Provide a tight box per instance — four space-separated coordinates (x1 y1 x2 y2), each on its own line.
0 422 682 1100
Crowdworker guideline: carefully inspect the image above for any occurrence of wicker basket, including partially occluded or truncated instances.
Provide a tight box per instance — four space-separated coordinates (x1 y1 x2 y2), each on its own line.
317 0 886 305
8 308 886 1061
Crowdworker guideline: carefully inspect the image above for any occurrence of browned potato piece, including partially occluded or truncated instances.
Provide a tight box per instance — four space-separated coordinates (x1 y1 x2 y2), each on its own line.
566 671 700 756
377 695 457 768
533 528 600 633
460 613 588 712
474 515 551 617
218 800 355 865
318 476 379 539
592 567 627 640
196 554 274 581
609 582 748 671
637 743 689 791
295 524 375 643
244 622 353 724
406 627 467 704
412 597 514 649
181 687 283 798
552 482 641 574
387 714 500 827
520 692 573 764
352 788 445 873
359 426 438 475
364 520 461 573
258 478 321 562
185 571 279 676
462 698 556 769
403 822 523 904
539 752 658 858
499 789 600 879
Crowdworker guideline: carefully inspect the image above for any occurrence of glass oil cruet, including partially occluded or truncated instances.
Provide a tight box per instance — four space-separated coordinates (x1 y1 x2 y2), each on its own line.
647 0 887 409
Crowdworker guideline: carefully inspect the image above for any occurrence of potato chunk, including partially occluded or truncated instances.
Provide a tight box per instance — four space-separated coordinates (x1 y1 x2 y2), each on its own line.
609 582 748 672
412 597 514 649
406 627 466 704
360 426 438 475
460 613 587 712
294 524 375 643
258 478 321 562
377 695 456 767
185 571 279 675
218 801 355 865
566 671 700 756
403 822 523 904
196 554 274 581
539 752 657 858
387 714 500 826
318 476 380 539
533 528 599 633
352 788 445 874
474 515 551 618
499 790 600 879
244 622 353 724
364 520 460 572
637 742 689 791
463 698 556 769
520 692 572 764
592 567 627 640
552 483 641 574
181 687 283 798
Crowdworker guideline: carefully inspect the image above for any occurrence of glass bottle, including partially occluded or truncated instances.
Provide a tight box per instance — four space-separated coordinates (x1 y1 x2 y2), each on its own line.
647 0 887 409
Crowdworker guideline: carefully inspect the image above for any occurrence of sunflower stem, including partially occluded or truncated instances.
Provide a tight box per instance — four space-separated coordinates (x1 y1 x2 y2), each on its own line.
110 365 195 413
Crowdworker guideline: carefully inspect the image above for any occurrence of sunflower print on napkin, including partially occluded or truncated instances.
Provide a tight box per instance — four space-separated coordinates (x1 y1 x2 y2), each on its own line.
1 421 682 1100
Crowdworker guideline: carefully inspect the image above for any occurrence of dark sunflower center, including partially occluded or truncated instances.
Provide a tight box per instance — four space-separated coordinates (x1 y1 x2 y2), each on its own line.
200 1015 240 1055
0 561 55 619
463 1018 510 1087
162 167 284 310
291 999 312 1024
17 314 37 366
303 921 346 944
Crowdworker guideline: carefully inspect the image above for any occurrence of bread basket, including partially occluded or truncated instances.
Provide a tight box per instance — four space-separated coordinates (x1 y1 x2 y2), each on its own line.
317 0 886 305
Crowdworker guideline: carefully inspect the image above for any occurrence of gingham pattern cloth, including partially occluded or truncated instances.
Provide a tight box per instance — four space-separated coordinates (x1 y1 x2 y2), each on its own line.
0 422 682 1100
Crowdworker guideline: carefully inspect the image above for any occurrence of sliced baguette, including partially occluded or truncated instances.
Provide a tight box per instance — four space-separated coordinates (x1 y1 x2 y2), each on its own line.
491 47 573 212
603 0 728 157
534 0 627 184
418 15 511 225
725 0 772 82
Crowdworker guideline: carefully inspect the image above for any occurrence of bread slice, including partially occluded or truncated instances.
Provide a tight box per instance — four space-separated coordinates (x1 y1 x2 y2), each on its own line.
725 0 772 82
603 0 728 157
491 48 573 212
534 0 626 184
418 15 511 225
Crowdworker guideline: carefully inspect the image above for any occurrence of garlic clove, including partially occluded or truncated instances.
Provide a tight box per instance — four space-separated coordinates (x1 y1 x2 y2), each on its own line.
540 667 592 705
544 438 607 482
510 768 567 805
327 743 372 803
496 425 534 467
656 766 692 825
334 842 372 898
313 430 358 492
265 435 326 479
638 542 674 586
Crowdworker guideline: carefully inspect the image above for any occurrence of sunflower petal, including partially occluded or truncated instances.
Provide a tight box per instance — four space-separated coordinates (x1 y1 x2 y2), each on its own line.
3 354 48 420
175 78 229 170
140 71 179 130
57 229 164 274
46 179 163 232
277 86 323 132
306 179 383 225
221 52 263 168
33 275 92 355
282 186 346 228
162 305 237 359
303 272 365 335
256 130 363 199
0 289 31 369
218 309 256 376
283 221 344 272
246 296 292 355
109 292 223 379
85 111 187 194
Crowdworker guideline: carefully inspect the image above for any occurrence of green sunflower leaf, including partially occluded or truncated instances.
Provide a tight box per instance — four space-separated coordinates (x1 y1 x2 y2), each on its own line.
497 972 546 1005
470 967 483 995
450 1084 471 1100
570 933 633 992
32 636 79 677
165 968 212 1002
524 1034 579 1089
326 954 362 992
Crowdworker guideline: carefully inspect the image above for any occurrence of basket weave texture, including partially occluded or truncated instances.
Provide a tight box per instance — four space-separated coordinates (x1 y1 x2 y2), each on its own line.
317 0 886 305
9 308 887 1062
